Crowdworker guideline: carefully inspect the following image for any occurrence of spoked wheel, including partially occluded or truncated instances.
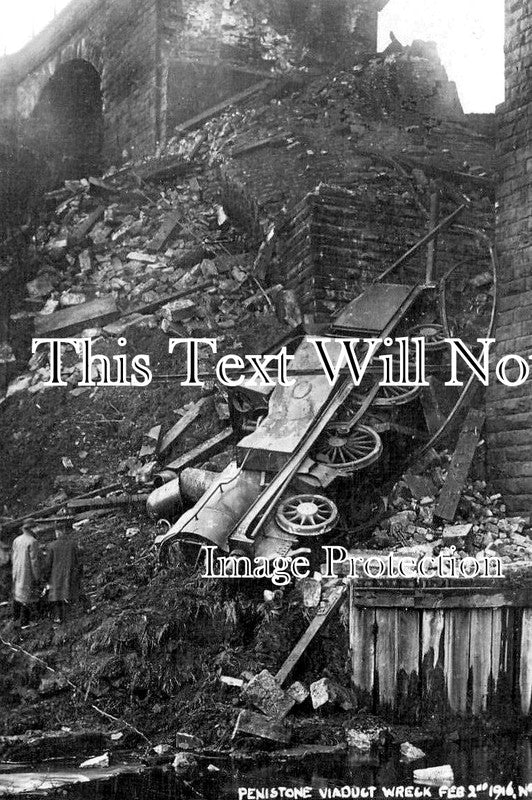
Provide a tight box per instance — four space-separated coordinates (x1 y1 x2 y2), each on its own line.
408 323 447 349
276 494 339 537
373 384 422 406
313 424 382 472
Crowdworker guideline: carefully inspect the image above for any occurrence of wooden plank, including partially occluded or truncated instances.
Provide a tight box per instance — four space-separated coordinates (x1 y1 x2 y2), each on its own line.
67 494 149 510
520 608 532 715
421 609 445 714
159 397 212 455
434 409 486 522
232 134 288 158
444 609 470 714
396 609 420 719
174 80 271 136
146 212 182 253
375 609 398 708
469 609 492 714
275 585 346 686
350 606 375 705
490 609 502 704
128 278 213 317
34 296 119 337
165 428 233 471
68 205 106 245
331 283 413 335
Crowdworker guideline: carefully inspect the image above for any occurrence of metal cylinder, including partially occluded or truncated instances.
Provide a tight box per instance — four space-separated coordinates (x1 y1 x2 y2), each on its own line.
146 477 183 520
179 468 218 503
153 470 179 488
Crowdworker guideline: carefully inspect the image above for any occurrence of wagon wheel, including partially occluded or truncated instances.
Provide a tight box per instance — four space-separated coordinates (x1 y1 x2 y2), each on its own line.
373 384 422 406
313 424 382 471
276 494 338 537
408 323 447 349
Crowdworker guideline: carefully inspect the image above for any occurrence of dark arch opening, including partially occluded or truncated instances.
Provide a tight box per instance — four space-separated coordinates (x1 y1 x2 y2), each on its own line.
28 59 103 183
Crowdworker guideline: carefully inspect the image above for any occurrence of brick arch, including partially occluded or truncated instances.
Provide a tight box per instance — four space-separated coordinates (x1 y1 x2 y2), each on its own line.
24 57 104 181
16 41 103 121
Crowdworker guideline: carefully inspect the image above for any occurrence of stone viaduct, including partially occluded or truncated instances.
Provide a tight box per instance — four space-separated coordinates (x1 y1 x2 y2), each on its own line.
0 0 530 512
0 0 388 174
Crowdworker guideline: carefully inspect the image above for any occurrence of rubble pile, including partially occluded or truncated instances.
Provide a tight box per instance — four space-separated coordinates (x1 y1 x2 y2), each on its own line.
366 450 532 565
6 162 281 397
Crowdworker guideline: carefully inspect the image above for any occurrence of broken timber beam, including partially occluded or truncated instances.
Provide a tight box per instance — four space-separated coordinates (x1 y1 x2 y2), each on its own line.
68 205 106 246
165 428 233 472
275 584 347 686
174 80 271 137
434 408 486 522
34 296 119 337
128 279 213 317
146 213 182 253
67 494 150 511
2 483 124 531
160 397 212 455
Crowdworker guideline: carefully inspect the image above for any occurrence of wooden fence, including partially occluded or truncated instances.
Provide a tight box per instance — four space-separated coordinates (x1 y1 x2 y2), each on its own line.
349 584 532 722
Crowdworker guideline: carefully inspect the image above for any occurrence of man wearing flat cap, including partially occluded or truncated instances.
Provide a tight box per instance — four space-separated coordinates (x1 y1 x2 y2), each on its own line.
12 520 42 629
45 518 83 624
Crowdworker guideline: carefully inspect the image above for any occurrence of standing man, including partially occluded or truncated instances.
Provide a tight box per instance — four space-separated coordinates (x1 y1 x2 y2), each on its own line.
45 519 82 624
12 520 42 629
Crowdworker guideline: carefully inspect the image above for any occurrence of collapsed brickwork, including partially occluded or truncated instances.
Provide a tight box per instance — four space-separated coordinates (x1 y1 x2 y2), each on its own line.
215 47 494 322
486 0 532 511
0 0 389 175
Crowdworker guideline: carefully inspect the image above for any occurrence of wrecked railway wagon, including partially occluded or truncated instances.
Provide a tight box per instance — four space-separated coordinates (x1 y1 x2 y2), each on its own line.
153 240 496 568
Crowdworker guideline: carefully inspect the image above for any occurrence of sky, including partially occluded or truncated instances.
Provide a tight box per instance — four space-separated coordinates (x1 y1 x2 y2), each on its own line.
0 0 505 113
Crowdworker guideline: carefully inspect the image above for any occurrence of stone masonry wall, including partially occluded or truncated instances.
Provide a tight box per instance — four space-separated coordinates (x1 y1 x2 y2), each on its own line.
486 0 532 511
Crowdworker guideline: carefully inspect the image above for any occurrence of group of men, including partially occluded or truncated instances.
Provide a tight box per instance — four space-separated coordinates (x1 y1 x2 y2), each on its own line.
11 518 83 629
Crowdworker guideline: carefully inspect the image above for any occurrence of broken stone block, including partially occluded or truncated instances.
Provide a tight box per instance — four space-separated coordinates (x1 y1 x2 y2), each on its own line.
173 752 198 772
414 765 454 787
243 669 295 720
287 681 309 704
346 730 372 750
400 742 426 761
220 675 244 688
442 523 472 547
175 732 203 751
232 710 291 744
59 292 87 307
388 510 416 537
162 298 196 322
27 275 55 299
310 677 336 709
153 744 172 756
300 577 322 607
80 752 110 769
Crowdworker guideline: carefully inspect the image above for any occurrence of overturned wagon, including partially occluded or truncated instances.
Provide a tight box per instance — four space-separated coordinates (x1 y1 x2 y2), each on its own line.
153 275 486 566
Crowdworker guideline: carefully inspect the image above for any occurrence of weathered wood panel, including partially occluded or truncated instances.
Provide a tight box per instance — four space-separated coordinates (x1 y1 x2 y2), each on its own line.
350 607 375 708
350 586 531 723
520 608 532 715
469 609 492 714
375 609 398 708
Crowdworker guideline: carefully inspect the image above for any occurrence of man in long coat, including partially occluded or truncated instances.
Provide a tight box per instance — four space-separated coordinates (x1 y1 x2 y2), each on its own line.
12 521 42 628
45 519 82 624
